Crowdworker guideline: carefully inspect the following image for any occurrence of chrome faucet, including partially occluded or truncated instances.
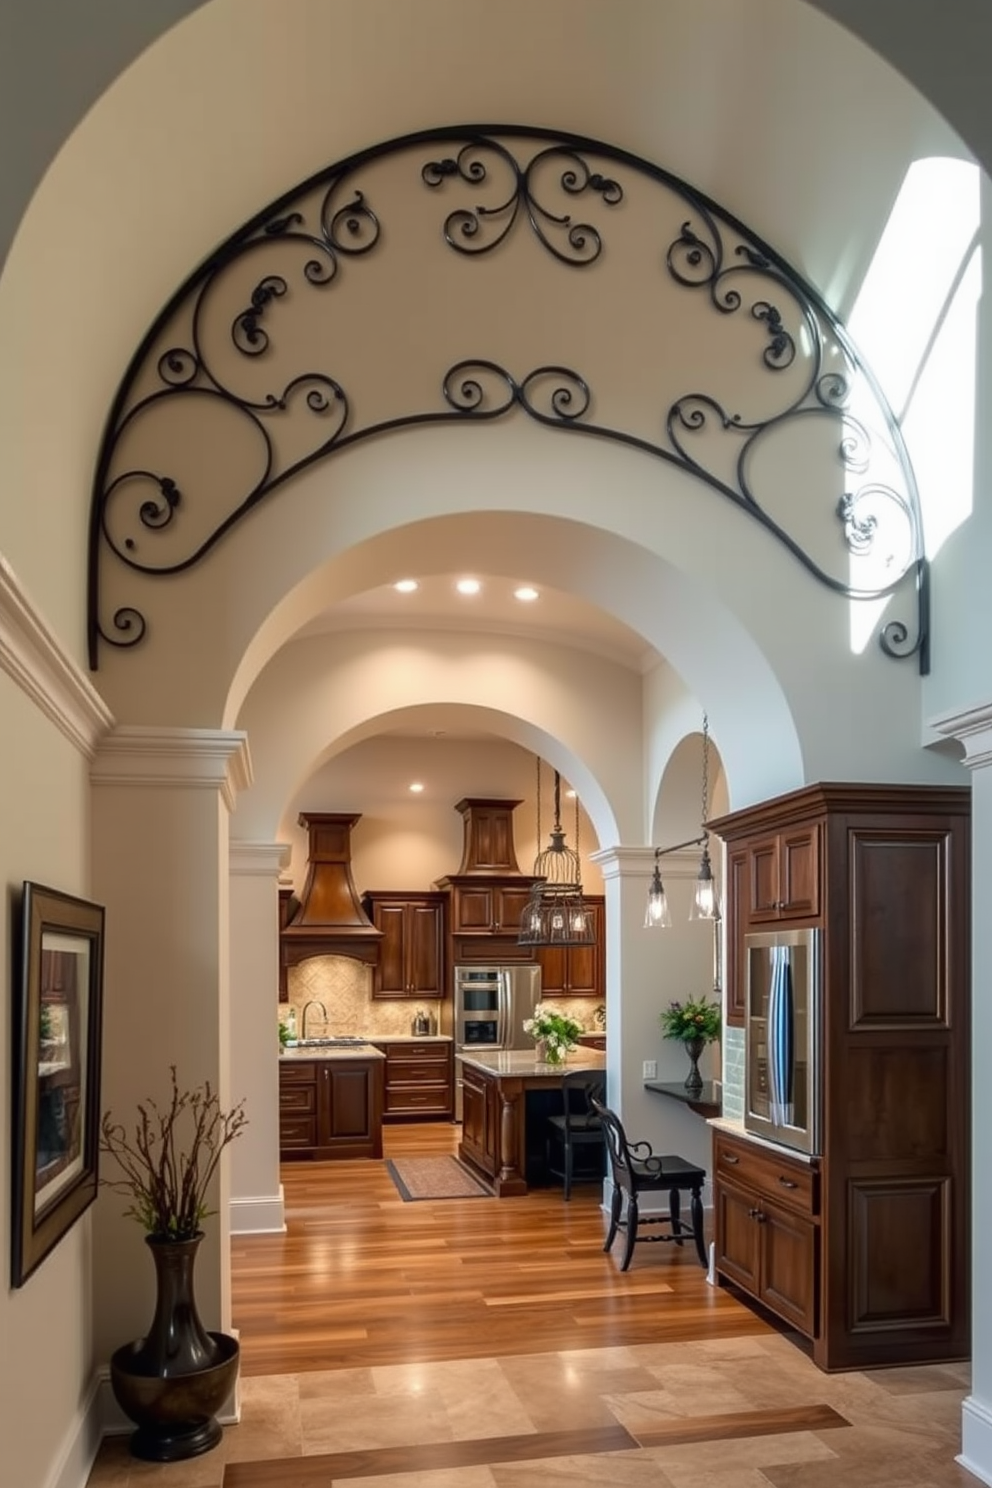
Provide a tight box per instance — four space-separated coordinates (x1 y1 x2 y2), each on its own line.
301 999 328 1040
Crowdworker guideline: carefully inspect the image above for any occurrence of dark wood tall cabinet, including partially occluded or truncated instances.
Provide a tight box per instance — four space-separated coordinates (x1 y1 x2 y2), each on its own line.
708 782 970 1372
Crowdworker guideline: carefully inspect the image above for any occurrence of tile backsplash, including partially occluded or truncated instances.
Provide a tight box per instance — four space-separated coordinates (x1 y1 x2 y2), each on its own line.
721 1024 745 1119
281 957 604 1041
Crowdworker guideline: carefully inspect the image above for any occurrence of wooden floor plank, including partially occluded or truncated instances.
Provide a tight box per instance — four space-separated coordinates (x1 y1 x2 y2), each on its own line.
231 1122 774 1376
223 1424 639 1485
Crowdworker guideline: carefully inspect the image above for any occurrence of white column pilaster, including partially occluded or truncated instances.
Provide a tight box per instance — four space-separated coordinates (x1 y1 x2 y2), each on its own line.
930 703 992 1486
229 841 290 1234
592 845 716 1182
90 726 251 1366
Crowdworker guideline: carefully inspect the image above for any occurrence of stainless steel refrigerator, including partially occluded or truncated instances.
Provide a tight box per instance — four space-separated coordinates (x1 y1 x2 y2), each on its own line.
453 964 542 1118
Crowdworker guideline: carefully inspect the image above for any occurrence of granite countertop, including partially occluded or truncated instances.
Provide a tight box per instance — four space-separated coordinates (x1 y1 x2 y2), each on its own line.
707 1114 818 1165
281 1042 386 1062
456 1048 606 1078
368 1034 452 1043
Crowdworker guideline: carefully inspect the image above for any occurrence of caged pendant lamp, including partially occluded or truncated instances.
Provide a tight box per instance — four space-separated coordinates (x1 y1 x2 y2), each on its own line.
645 713 721 928
518 759 596 947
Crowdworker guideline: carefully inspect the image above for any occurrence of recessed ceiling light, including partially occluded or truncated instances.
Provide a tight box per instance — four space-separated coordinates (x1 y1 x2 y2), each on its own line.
565 788 577 798
514 586 539 602
409 782 425 793
456 578 481 596
394 579 419 593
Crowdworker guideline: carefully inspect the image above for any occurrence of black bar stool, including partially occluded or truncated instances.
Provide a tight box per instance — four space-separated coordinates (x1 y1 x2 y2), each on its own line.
591 1097 707 1270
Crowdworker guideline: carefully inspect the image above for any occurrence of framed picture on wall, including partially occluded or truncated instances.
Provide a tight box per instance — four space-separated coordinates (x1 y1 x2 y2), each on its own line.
11 882 105 1288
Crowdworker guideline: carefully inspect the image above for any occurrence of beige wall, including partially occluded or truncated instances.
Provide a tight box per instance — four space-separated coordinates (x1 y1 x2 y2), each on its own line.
1 3 989 1486
0 670 100 1488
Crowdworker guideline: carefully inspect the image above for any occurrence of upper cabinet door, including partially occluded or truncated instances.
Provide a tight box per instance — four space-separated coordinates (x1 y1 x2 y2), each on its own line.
747 826 820 922
407 902 444 996
374 903 409 994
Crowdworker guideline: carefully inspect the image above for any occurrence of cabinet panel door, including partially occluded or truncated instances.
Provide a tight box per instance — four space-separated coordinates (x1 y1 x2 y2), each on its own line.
494 885 532 934
747 836 781 920
715 1181 760 1291
453 886 495 932
375 904 409 994
725 848 748 1026
408 903 443 995
537 944 567 997
461 1074 488 1164
759 1201 818 1337
780 825 820 917
566 901 603 995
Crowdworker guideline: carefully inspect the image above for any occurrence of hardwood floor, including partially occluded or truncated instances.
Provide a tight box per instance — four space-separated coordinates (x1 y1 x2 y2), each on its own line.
88 1121 974 1485
231 1119 773 1377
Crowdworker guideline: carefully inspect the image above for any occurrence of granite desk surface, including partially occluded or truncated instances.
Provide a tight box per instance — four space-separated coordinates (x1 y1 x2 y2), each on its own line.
456 1048 606 1078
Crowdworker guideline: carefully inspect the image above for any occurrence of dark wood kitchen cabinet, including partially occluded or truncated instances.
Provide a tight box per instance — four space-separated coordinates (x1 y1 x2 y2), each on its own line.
714 1129 818 1339
536 896 604 997
435 796 538 962
373 1039 454 1119
362 892 446 999
460 1060 499 1181
279 1056 383 1160
708 782 971 1371
435 876 540 962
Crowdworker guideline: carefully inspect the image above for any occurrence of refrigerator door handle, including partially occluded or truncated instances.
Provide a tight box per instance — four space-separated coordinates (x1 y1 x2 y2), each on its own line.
497 969 509 1048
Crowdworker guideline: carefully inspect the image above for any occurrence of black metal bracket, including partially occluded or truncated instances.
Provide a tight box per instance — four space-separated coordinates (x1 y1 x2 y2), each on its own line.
87 125 928 672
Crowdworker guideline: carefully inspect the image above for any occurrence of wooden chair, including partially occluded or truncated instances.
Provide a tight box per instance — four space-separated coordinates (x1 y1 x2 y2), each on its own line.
591 1098 707 1271
545 1069 606 1199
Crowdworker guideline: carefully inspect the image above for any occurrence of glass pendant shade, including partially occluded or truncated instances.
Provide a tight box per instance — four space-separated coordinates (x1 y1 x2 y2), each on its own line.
689 844 720 921
644 856 673 928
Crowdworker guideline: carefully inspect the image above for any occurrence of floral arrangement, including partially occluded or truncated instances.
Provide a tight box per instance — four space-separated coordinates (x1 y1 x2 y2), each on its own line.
660 997 721 1045
523 1003 584 1063
100 1067 248 1240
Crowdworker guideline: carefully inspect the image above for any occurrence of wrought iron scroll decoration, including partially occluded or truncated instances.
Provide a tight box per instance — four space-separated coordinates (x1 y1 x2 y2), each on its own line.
88 124 928 672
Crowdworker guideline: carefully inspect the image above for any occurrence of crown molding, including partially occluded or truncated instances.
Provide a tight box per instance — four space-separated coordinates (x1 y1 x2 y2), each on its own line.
230 841 291 876
0 554 114 757
928 701 992 771
592 845 704 880
91 726 253 810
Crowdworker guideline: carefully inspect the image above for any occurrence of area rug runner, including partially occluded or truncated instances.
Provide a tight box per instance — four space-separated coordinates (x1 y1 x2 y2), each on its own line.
385 1155 491 1201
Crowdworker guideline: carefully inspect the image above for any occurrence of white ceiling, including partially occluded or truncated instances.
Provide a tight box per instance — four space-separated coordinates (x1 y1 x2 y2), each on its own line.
293 572 660 676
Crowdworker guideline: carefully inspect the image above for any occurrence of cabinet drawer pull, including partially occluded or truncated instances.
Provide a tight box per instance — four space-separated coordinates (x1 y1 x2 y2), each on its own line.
722 1153 739 1164
778 1176 798 1189
747 1206 760 1219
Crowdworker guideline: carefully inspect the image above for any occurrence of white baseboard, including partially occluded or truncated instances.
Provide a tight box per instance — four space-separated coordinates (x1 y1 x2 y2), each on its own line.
230 1187 285 1234
44 1369 105 1488
958 1395 992 1485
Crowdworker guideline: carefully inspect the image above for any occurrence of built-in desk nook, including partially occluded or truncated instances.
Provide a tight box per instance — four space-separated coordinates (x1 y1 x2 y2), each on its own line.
457 1048 606 1196
644 1079 722 1120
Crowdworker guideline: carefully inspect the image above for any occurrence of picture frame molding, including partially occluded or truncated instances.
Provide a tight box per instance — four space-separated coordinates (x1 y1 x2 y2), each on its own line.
11 881 105 1288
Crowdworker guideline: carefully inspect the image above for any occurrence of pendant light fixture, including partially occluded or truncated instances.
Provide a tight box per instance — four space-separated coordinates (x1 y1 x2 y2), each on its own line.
645 714 720 928
518 758 596 947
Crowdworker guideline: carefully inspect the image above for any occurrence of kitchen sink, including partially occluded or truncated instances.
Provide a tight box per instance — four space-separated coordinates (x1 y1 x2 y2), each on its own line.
291 1036 369 1048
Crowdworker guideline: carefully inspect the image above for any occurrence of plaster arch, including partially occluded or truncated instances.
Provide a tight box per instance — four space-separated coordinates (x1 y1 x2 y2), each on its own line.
0 0 966 676
265 700 622 854
236 631 638 846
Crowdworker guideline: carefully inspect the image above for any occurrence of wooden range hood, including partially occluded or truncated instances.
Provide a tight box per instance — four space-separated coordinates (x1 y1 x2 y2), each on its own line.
281 813 383 968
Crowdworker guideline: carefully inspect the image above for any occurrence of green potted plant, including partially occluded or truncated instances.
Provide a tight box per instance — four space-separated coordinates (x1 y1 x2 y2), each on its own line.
523 1003 584 1065
660 996 721 1093
99 1068 247 1462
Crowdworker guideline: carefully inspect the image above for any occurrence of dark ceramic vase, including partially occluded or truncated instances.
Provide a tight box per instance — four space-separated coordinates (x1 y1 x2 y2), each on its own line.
109 1233 240 1462
683 1036 706 1094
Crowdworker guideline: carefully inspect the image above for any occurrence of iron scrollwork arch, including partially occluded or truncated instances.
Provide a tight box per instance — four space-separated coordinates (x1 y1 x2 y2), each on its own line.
88 124 928 672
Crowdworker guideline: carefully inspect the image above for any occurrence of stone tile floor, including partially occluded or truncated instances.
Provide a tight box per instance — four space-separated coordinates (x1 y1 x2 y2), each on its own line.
86 1333 975 1486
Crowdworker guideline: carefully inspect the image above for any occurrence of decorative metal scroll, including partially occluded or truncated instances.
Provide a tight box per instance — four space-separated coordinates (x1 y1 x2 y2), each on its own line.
88 125 928 672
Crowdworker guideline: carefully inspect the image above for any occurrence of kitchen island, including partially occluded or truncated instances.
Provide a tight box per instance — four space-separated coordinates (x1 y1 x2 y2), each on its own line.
279 1042 385 1159
457 1048 607 1196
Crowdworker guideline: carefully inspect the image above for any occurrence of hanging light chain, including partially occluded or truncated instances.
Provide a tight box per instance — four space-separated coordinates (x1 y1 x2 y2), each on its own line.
700 712 710 827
